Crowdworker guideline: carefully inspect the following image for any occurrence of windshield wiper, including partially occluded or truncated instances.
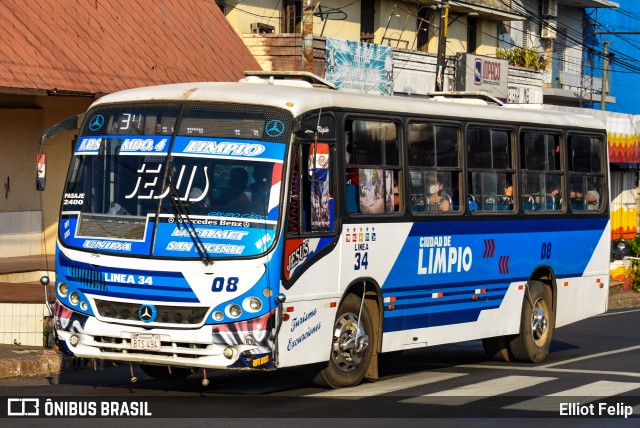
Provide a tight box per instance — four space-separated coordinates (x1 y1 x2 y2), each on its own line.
164 171 213 266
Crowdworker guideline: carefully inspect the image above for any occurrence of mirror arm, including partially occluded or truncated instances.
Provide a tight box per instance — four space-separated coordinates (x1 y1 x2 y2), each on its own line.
39 113 85 148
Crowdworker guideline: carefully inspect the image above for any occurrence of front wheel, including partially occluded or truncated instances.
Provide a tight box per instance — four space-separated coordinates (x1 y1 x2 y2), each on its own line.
313 294 373 389
509 281 554 363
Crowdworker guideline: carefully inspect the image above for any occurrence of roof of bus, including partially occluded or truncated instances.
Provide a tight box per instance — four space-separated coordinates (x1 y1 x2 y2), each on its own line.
91 79 606 131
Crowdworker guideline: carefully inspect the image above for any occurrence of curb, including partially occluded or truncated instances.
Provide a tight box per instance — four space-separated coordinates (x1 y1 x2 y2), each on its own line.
608 291 640 310
0 350 66 380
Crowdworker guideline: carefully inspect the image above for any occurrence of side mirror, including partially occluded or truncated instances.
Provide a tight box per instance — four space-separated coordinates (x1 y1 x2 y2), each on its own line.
36 153 46 191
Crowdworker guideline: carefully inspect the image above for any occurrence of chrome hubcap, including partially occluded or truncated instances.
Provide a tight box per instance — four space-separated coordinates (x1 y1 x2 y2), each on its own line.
331 312 369 372
531 299 549 345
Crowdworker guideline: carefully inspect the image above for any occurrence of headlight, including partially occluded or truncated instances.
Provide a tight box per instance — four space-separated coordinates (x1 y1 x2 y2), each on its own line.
69 292 80 305
212 311 224 321
249 297 262 311
58 282 68 297
227 304 242 318
243 297 262 312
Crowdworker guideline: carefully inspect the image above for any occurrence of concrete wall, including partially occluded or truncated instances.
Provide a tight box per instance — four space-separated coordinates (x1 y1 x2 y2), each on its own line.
37 97 96 256
226 0 361 41
0 303 49 346
0 94 95 257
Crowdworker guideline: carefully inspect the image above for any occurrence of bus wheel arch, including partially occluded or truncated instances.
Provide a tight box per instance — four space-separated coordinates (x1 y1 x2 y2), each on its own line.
312 279 382 388
483 267 557 363
529 265 558 316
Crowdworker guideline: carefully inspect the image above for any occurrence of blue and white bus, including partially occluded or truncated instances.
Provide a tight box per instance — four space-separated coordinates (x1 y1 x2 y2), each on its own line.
39 72 610 388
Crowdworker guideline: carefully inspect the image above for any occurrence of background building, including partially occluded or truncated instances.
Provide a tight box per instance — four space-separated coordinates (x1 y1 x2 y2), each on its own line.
0 0 260 259
0 0 261 346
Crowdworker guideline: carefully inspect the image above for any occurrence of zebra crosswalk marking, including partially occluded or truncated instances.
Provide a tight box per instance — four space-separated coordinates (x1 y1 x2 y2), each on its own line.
307 371 468 399
504 380 640 412
400 375 556 406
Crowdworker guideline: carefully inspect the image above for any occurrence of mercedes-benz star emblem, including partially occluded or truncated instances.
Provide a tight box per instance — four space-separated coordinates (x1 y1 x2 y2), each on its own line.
88 114 105 131
138 304 157 323
265 119 285 137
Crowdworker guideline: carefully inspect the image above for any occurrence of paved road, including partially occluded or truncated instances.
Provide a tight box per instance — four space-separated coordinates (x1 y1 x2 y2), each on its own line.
1 308 639 425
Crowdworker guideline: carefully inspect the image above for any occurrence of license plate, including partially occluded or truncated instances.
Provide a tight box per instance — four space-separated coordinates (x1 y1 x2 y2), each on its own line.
131 334 161 350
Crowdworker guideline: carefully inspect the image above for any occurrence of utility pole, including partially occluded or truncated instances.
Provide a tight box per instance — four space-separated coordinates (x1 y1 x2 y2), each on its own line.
601 41 609 111
592 31 640 110
435 0 449 92
302 0 315 73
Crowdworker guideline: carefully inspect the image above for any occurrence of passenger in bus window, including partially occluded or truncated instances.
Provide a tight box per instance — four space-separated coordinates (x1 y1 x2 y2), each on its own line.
220 167 250 205
499 179 514 210
427 177 450 212
587 178 600 210
568 177 599 211
391 170 400 211
546 176 562 210
248 164 271 210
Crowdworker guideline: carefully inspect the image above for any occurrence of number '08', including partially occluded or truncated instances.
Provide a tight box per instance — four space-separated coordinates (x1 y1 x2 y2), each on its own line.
211 277 239 292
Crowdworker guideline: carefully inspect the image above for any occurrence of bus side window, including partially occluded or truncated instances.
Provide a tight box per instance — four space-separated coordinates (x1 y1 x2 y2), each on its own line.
345 130 360 213
568 135 604 212
467 127 514 213
346 179 359 213
345 120 400 215
521 132 563 213
408 123 460 214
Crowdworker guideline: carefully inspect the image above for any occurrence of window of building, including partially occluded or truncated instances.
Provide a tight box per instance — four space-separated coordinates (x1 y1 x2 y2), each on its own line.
416 6 430 52
361 0 375 43
283 0 302 33
467 16 478 53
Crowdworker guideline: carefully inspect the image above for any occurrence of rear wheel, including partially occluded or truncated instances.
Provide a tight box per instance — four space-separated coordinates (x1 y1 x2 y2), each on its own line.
139 364 193 380
509 281 554 363
313 294 373 389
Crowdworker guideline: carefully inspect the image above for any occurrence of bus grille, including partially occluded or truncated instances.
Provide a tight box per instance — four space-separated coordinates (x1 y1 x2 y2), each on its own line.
71 265 107 291
94 299 209 325
77 214 146 240
92 336 210 358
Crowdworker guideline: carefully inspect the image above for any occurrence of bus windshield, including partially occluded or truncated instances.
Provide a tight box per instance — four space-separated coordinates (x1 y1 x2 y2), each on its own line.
60 104 288 259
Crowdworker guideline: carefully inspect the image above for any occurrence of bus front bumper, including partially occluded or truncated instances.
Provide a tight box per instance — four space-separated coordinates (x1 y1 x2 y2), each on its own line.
54 303 276 370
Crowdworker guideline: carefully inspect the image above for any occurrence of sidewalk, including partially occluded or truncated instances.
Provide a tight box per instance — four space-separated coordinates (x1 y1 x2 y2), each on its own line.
0 288 638 381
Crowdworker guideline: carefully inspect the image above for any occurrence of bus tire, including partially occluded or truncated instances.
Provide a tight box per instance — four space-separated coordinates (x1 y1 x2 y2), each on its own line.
482 336 513 362
313 294 373 389
139 364 193 380
509 281 554 363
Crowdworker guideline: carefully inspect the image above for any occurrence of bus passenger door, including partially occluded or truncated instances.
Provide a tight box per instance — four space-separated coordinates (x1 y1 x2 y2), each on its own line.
278 140 340 367
282 141 338 291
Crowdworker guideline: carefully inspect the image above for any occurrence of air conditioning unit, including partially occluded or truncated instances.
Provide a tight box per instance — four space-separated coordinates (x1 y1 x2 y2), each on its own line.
250 22 275 34
541 19 557 39
543 0 558 18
